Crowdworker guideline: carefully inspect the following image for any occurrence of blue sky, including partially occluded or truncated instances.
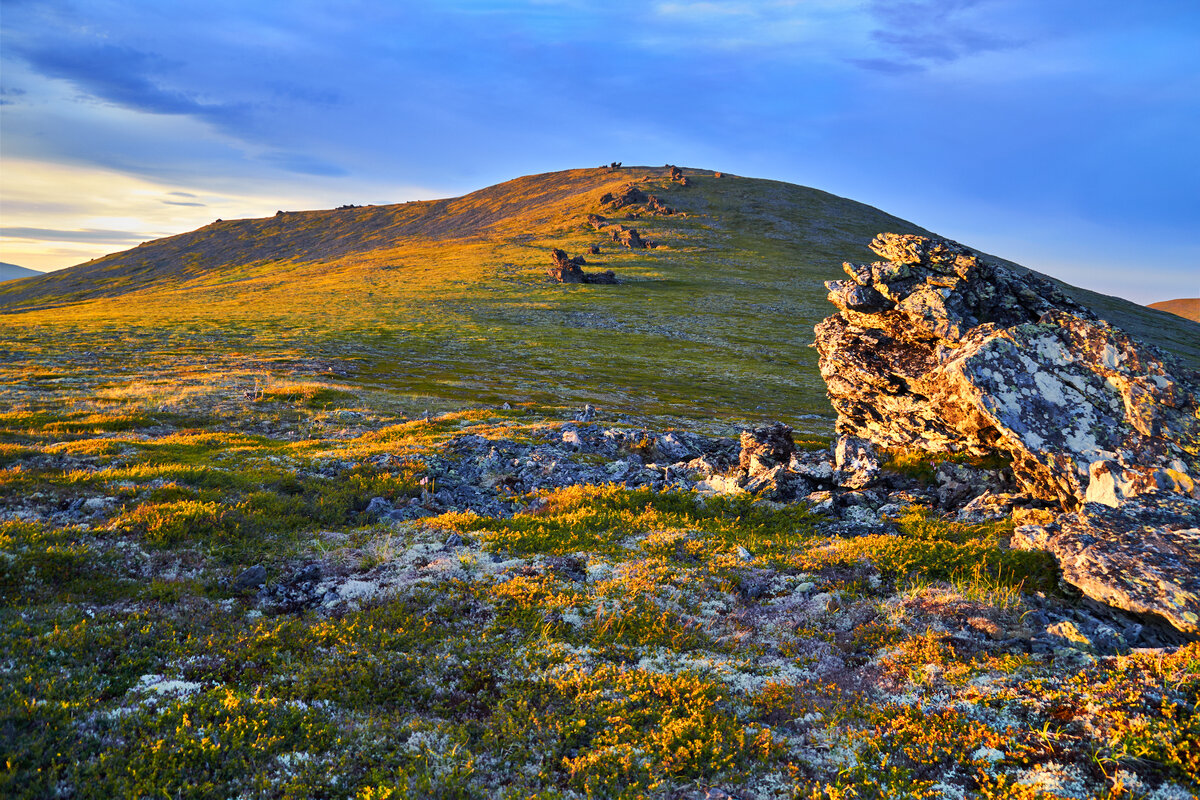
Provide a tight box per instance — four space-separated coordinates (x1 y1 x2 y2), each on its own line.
1 0 1197 303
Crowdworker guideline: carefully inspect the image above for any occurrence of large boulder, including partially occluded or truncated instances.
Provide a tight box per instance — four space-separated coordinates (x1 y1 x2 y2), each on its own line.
1012 493 1200 635
814 232 1200 635
814 233 1200 511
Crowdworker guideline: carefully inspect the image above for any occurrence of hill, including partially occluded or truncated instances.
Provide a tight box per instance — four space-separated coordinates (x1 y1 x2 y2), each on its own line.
1148 297 1200 323
6 166 1199 800
3 166 1197 435
0 261 43 282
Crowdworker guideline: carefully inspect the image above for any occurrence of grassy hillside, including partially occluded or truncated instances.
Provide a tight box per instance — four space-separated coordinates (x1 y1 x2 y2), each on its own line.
2 165 1196 437
5 167 1198 799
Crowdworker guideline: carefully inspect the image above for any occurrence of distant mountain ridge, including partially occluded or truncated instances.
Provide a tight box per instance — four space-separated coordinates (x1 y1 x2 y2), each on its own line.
0 262 43 282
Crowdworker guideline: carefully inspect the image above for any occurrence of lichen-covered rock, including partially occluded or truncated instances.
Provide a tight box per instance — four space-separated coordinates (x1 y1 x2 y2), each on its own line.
739 423 795 475
1012 493 1200 635
814 233 1200 510
834 435 879 489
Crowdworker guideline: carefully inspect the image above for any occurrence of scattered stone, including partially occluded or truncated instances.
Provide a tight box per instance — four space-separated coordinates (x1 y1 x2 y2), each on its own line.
834 435 879 489
445 533 464 547
1012 492 1200 635
645 195 674 216
258 563 324 613
616 228 646 249
599 184 646 210
365 496 394 518
232 565 267 593
739 423 794 475
655 432 692 462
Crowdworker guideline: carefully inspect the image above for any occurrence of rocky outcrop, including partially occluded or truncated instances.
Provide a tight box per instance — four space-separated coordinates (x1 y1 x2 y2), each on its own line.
547 248 616 284
813 232 1200 635
814 233 1200 511
738 422 794 474
666 165 690 187
645 195 675 216
1013 493 1200 635
614 227 646 249
599 184 646 210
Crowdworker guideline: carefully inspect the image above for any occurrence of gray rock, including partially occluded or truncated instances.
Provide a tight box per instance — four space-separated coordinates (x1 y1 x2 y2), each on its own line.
656 432 692 462
813 232 1200 511
233 564 267 592
365 496 394 518
1012 492 1200 635
739 423 794 476
834 435 879 489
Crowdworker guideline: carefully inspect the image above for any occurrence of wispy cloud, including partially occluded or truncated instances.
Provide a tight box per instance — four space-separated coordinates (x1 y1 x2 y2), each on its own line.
0 227 147 244
854 0 1028 72
12 40 248 126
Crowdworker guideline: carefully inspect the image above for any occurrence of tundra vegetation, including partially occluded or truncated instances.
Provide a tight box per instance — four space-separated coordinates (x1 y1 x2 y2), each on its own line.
2 168 1197 798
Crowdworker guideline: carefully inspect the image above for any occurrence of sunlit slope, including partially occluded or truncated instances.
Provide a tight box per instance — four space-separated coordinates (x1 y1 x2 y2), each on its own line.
1148 298 1200 324
0 168 657 308
2 165 1196 432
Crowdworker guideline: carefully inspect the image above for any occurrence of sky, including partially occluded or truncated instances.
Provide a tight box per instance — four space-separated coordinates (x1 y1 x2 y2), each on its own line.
1 0 1197 304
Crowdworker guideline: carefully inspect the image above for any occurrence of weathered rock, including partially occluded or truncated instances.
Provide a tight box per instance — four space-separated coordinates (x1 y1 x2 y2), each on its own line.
599 183 646 210
834 435 879 489
365 496 395 518
233 564 267 593
547 248 585 283
645 194 674 216
548 248 617 284
739 423 795 475
258 563 324 613
1012 493 1200 635
744 464 811 502
584 270 617 285
814 232 1200 511
616 228 646 249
